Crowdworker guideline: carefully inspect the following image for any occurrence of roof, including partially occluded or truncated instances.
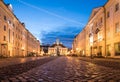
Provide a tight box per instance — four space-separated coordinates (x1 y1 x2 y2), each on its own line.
88 7 102 21
50 43 66 48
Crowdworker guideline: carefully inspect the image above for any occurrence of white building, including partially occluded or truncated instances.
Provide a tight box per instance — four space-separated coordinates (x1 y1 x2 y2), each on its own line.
48 39 68 56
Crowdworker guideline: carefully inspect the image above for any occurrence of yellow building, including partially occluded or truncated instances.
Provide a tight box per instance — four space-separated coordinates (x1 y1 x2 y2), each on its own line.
27 30 40 56
72 29 86 56
85 7 106 57
72 35 78 53
72 0 120 58
48 39 68 56
0 0 40 57
105 0 120 58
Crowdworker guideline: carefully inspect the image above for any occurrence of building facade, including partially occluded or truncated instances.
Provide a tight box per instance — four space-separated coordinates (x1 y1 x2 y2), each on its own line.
48 39 68 56
105 0 120 58
85 7 106 57
72 29 86 56
40 44 50 56
0 0 40 57
72 0 120 58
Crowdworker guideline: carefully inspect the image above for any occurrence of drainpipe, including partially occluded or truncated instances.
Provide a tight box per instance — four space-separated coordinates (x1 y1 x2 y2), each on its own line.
103 6 107 58
0 44 1 56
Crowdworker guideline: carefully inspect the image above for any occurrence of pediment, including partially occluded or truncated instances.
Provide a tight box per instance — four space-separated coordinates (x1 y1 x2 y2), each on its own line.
89 7 102 21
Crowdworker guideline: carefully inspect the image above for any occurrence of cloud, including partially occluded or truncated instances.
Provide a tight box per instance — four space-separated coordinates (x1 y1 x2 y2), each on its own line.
41 26 82 48
13 0 84 48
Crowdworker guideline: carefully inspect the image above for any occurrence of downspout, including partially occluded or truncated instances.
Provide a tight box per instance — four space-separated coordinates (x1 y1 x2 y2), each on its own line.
103 6 107 57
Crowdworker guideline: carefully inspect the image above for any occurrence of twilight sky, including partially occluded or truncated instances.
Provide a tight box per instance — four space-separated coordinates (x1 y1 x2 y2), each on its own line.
4 0 107 48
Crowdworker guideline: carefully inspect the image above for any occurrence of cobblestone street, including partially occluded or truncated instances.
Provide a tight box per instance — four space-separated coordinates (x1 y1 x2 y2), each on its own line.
1 56 120 82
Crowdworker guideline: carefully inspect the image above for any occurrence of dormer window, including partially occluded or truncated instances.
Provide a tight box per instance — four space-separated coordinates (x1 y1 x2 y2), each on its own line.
7 4 13 12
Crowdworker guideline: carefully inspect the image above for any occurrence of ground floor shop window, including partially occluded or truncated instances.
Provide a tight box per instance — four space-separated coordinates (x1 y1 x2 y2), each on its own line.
115 43 120 56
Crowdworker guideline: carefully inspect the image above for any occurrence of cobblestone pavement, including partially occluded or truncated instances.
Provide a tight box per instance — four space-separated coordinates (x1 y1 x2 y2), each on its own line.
0 57 48 68
0 57 57 80
79 57 120 70
1 56 120 82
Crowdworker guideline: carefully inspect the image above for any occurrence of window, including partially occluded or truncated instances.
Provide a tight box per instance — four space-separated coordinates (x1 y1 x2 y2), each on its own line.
8 20 11 24
3 36 6 41
115 22 120 33
4 16 7 21
12 23 15 27
115 43 120 56
4 25 6 31
100 17 102 23
107 11 110 18
97 31 103 41
115 3 119 12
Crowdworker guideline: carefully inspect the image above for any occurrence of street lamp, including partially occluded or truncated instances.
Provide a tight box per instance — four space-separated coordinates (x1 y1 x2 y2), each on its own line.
90 35 93 59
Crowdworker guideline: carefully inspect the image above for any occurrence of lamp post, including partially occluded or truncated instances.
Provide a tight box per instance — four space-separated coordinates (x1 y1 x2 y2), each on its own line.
90 41 93 59
90 46 93 59
90 34 94 59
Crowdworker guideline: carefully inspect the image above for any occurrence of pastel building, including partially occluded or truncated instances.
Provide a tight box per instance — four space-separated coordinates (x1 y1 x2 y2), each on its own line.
48 39 68 56
85 7 106 57
0 0 40 57
72 29 86 56
105 0 120 58
72 0 120 58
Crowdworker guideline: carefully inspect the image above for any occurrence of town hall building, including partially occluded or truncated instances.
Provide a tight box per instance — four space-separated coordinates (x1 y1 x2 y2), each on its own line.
48 39 68 56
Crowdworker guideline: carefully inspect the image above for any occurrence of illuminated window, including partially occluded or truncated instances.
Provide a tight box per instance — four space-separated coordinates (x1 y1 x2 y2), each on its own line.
115 43 120 56
115 23 120 33
8 20 11 24
98 32 102 41
90 35 93 46
107 11 110 18
115 3 119 12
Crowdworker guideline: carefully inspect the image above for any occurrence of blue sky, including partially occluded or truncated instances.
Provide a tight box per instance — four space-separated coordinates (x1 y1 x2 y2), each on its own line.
4 0 107 48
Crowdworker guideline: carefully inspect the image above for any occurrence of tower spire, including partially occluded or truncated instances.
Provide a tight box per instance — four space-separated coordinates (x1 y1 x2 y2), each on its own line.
56 38 60 45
